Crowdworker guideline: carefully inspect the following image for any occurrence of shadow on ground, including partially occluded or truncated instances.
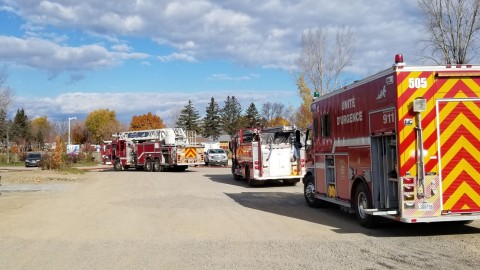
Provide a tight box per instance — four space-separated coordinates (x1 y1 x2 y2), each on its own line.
225 190 480 236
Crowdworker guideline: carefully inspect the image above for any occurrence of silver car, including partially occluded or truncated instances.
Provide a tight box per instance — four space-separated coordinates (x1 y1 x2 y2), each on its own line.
204 148 228 166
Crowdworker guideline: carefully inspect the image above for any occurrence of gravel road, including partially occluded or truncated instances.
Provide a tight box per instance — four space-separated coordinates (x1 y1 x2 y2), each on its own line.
1 166 480 269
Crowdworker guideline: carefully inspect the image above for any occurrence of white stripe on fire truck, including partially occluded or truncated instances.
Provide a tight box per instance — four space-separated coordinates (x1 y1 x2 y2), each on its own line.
333 137 370 150
315 163 325 168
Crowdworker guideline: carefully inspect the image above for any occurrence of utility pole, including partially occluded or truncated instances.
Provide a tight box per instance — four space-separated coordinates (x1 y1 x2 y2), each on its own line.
6 123 9 164
68 116 76 149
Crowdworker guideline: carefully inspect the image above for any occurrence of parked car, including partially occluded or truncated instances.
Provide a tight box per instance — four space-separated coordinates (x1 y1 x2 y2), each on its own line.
204 148 228 166
25 152 42 167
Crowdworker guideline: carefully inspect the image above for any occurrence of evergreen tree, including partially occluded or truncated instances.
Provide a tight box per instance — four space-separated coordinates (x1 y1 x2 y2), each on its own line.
176 99 201 133
202 97 221 140
11 108 31 146
0 108 6 142
221 96 242 136
244 103 261 128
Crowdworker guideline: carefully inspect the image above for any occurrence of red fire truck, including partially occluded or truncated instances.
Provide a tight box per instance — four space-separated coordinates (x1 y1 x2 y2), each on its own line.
231 126 306 186
105 128 204 172
304 54 480 227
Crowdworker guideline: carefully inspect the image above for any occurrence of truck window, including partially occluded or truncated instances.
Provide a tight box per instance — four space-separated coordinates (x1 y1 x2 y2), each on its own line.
313 116 319 139
321 114 331 137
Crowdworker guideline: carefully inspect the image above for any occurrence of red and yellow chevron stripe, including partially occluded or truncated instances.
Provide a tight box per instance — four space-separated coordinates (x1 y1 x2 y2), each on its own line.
438 100 480 212
185 147 197 159
397 71 480 214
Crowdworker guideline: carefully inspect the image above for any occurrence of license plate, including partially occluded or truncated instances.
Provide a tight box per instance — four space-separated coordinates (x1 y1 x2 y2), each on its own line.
418 202 434 211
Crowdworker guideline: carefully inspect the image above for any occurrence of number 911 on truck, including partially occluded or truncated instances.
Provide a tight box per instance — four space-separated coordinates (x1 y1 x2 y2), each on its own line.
303 54 480 228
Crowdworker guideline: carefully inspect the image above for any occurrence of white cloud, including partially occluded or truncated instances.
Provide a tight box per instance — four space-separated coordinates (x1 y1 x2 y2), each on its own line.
208 73 260 81
1 0 425 75
158 53 197 62
0 36 149 75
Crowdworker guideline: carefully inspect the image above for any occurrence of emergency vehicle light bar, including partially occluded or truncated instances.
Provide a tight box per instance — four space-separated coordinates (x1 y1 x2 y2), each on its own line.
436 71 480 77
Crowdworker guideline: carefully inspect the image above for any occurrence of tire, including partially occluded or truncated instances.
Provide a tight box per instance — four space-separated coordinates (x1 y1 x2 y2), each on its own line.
114 159 122 171
153 159 161 172
145 159 153 172
304 175 323 207
354 183 377 228
246 166 256 186
232 160 242 180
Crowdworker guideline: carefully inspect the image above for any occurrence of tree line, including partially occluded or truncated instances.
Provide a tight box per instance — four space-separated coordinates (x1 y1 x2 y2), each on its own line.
0 95 303 151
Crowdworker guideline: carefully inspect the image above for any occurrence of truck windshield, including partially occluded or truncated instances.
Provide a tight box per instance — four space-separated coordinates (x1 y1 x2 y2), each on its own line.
260 132 292 145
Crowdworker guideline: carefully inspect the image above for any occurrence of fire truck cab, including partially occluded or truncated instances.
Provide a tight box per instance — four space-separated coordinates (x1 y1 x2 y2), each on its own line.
304 54 480 227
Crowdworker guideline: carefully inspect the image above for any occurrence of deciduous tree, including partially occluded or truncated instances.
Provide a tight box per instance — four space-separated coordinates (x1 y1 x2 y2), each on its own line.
31 116 54 150
418 0 480 64
295 26 354 96
268 116 290 127
261 102 288 126
129 112 166 131
71 121 89 144
85 109 120 143
0 65 14 142
295 74 313 130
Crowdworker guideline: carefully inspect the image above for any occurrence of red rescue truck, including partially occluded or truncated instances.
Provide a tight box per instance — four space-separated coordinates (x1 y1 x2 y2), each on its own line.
304 54 480 227
231 126 306 186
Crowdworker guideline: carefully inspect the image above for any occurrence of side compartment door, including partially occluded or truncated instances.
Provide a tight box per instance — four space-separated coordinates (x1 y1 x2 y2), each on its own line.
438 99 480 213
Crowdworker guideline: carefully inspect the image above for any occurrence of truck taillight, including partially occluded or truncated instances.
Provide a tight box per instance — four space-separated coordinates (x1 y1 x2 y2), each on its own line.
403 177 414 184
254 160 259 170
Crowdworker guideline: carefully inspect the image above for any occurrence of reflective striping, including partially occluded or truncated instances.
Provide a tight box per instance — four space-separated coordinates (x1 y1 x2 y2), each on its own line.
439 100 480 212
397 71 480 217
185 148 197 158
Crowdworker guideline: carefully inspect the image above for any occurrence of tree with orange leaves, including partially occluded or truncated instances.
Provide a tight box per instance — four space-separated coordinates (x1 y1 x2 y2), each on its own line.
129 112 166 131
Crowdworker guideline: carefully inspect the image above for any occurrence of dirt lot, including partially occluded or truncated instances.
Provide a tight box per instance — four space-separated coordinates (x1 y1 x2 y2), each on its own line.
1 166 480 269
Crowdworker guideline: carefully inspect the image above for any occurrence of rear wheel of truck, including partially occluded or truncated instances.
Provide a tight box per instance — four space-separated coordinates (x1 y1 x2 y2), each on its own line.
304 175 324 207
114 159 122 171
145 159 153 172
354 183 377 228
153 159 161 172
232 161 242 180
245 166 256 186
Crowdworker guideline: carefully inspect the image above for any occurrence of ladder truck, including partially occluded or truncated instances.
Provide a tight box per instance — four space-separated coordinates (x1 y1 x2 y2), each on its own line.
109 128 204 172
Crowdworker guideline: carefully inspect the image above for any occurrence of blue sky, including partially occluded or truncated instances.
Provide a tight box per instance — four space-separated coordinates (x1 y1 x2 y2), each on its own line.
0 0 427 125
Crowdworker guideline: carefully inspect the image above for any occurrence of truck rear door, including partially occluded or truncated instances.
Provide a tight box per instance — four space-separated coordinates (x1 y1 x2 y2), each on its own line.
435 72 480 213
